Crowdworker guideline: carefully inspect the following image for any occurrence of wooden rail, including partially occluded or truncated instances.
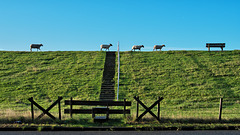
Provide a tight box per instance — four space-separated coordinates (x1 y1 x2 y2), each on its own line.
64 98 131 122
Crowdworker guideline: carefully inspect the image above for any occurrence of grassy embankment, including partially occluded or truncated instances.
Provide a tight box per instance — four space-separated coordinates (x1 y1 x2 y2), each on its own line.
0 50 240 127
117 50 240 120
0 51 105 119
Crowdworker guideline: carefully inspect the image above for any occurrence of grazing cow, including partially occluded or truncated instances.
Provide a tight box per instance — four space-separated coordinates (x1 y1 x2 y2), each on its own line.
131 45 144 51
30 44 43 52
100 44 112 51
153 45 165 51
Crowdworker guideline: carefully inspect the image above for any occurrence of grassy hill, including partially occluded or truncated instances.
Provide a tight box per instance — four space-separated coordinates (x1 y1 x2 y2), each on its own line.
0 50 240 120
118 51 240 99
118 50 240 119
0 51 105 110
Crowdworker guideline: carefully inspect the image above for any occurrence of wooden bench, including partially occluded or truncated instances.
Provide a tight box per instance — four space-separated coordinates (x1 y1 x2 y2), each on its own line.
206 43 225 51
64 98 131 122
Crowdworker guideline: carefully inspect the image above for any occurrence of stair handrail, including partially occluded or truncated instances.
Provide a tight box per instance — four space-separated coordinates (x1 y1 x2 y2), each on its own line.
117 41 120 101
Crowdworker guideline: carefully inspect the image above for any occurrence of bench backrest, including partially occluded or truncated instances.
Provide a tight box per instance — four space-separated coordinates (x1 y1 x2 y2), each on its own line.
65 100 131 106
206 43 225 47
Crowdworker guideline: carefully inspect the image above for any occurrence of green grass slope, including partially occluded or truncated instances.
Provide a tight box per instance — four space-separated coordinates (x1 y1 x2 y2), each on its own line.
1 50 240 120
118 51 240 118
119 51 240 99
0 51 105 110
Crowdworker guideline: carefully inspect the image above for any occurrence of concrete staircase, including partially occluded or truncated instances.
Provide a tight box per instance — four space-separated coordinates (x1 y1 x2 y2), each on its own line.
99 52 116 101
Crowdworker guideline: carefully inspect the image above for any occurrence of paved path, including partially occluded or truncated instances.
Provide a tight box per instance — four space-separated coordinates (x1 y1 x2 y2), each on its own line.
0 131 240 135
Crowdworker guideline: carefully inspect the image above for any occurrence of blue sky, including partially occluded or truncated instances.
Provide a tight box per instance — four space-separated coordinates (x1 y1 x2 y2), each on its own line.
0 0 239 51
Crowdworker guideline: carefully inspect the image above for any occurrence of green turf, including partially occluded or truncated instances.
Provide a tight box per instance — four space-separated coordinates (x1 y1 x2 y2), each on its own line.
117 50 240 119
0 50 240 121
0 51 105 110
118 51 240 99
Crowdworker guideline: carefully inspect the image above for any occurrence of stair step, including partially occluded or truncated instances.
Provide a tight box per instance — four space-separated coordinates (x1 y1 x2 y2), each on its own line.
101 85 114 87
100 95 115 97
100 97 115 99
101 92 114 94
101 90 114 92
101 84 114 86
102 81 115 83
100 96 115 98
101 88 115 90
102 83 114 85
101 89 114 91
100 94 114 96
100 92 115 95
100 92 114 94
100 98 115 100
101 92 115 94
102 78 115 80
101 87 114 89
101 86 114 88
101 90 115 92
100 91 115 93
100 93 115 95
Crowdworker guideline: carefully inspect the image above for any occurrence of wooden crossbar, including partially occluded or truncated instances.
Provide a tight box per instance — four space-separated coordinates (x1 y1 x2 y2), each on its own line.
28 97 63 121
64 100 131 106
134 96 163 123
64 109 131 114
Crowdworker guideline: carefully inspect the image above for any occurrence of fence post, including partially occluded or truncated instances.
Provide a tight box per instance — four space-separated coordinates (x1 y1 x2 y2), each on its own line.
136 96 139 118
219 98 223 120
158 97 160 119
58 96 61 120
30 97 34 122
70 97 73 118
124 98 126 117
